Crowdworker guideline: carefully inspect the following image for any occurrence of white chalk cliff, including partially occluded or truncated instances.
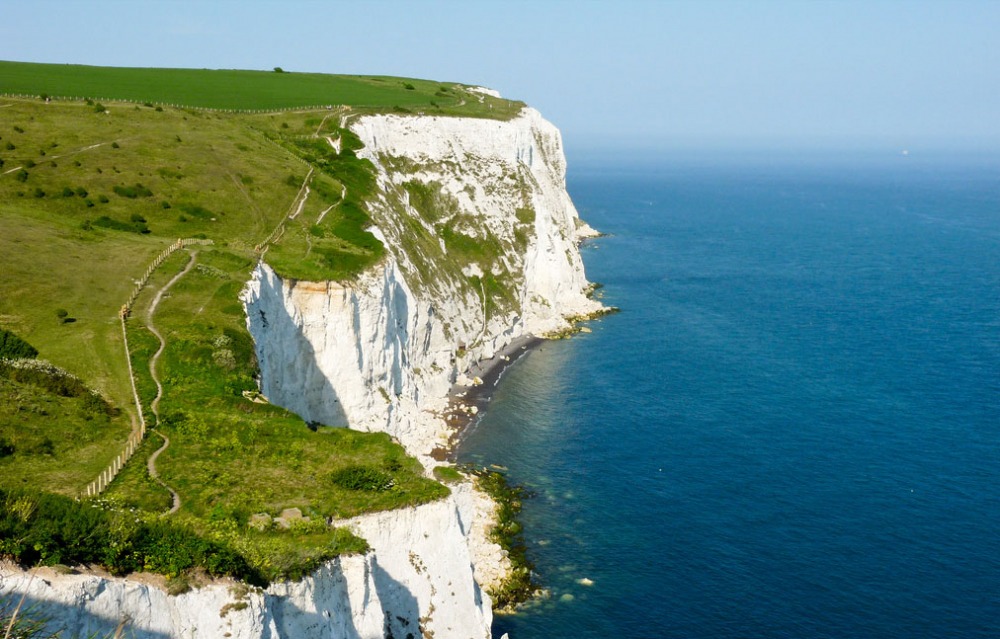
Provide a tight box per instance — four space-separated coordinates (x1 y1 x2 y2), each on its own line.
0 485 496 639
2 106 600 638
243 107 601 456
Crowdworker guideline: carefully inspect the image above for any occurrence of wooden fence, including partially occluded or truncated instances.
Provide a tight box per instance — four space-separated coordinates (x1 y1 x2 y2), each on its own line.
0 93 341 115
84 237 213 497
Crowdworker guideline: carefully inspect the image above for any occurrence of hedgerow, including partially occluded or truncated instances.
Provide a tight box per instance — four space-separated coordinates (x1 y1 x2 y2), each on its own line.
0 489 264 585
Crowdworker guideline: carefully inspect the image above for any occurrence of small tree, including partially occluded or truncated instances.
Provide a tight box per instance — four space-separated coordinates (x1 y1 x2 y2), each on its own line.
273 67 285 73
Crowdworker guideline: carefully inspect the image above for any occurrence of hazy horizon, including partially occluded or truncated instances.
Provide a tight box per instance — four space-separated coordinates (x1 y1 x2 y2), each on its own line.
2 1 998 151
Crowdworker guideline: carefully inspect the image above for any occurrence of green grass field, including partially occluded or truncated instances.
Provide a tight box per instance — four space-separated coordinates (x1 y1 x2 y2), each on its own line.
0 60 524 119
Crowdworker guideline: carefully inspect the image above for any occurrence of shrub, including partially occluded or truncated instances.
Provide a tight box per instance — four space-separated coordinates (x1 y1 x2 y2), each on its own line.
85 98 94 106
38 149 45 156
73 160 81 166
285 174 299 187
0 437 14 459
61 186 74 198
404 83 416 90
113 183 153 198
3 142 13 150
161 201 171 209
515 207 536 224
0 329 38 359
329 465 396 492
80 219 93 230
433 466 464 483
55 309 68 321
75 186 87 197
98 194 109 203
155 106 163 112
0 488 262 585
0 361 111 413
179 203 213 218
93 103 105 113
143 102 153 107
273 67 284 73
281 122 289 129
93 215 149 234
15 169 28 182
84 199 94 208
130 213 146 223
111 141 120 149
32 187 44 198
13 125 24 133
24 159 35 168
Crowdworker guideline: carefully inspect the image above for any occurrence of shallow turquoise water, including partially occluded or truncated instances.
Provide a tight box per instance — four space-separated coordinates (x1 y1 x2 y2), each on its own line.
457 149 1000 638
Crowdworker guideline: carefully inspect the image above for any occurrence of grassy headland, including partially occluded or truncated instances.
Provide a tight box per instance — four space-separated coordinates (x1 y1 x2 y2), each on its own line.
0 62 520 583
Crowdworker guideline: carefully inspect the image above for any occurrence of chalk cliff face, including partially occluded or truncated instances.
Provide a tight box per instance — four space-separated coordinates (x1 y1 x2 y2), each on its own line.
243 107 602 455
0 485 497 639
3 107 599 639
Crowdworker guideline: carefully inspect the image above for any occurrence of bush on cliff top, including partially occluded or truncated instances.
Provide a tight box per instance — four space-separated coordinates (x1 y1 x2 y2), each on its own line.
0 488 263 585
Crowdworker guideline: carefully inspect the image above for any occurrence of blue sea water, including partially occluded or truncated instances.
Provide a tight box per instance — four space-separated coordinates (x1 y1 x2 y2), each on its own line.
456 149 1000 639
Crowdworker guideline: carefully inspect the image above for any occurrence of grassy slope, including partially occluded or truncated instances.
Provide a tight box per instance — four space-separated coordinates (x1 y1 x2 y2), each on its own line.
0 375 130 495
0 60 524 119
0 99 298 411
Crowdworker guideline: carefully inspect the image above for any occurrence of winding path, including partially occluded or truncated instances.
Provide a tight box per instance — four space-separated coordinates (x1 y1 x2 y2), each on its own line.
147 433 179 515
144 249 198 515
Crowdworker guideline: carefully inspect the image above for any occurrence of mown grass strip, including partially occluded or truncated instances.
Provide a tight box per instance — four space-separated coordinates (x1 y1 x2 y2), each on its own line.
0 60 524 120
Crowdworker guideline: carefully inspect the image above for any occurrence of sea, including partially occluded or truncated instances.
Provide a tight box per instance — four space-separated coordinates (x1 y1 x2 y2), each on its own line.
456 147 1000 639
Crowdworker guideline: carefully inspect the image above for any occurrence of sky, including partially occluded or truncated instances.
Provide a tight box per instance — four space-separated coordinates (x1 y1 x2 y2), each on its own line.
2 0 998 150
